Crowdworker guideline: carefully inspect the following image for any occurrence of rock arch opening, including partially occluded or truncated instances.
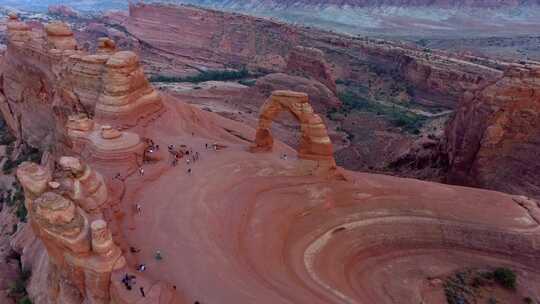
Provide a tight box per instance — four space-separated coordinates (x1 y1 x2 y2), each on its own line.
250 90 336 167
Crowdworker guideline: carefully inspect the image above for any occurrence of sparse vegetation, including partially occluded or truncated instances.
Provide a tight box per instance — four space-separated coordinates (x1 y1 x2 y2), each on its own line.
150 68 249 83
443 268 520 304
492 267 517 290
2 144 42 175
3 181 28 222
523 297 534 304
8 269 32 304
238 79 257 87
334 90 426 134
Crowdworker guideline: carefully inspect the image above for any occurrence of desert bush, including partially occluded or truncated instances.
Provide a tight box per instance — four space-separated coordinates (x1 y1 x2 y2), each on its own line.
337 90 425 134
2 145 42 175
150 68 249 83
8 269 31 302
523 297 534 304
493 267 517 290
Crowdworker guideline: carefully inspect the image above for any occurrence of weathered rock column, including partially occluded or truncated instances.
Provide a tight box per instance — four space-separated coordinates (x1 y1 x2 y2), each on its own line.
44 21 78 50
84 219 126 304
58 156 109 216
95 51 162 124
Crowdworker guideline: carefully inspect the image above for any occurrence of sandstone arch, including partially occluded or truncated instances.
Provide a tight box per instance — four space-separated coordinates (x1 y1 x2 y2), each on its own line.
250 90 335 165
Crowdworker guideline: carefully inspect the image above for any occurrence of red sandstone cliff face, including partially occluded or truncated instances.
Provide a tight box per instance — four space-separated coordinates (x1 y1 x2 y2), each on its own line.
96 4 540 200
100 3 502 110
445 63 540 198
285 46 337 94
106 3 300 75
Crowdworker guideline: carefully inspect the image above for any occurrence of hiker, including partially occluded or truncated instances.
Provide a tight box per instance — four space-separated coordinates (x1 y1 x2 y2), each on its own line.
140 287 145 297
137 264 146 272
186 158 190 165
195 151 200 161
155 250 162 260
121 276 130 290
187 168 192 174
138 167 144 176
135 204 142 215
122 273 135 290
205 143 208 149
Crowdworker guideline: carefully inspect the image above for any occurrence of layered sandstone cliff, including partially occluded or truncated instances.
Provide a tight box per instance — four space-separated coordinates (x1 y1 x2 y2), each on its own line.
0 15 162 150
101 3 502 109
16 160 126 303
0 15 171 304
445 63 540 198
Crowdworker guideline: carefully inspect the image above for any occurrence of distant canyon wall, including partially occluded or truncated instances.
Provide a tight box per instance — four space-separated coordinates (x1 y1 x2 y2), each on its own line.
104 3 540 198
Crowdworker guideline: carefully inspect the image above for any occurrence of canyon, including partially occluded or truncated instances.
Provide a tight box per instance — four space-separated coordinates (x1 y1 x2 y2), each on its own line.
84 2 540 199
0 2 539 304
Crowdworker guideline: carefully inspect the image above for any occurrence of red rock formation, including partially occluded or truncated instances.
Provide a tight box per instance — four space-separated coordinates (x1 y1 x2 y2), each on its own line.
103 3 503 110
16 161 126 303
285 45 337 94
251 90 336 174
0 15 162 150
66 115 144 167
445 63 540 198
252 73 340 113
104 2 300 75
7 81 540 304
95 51 162 123
3 6 540 304
44 22 78 50
48 5 80 18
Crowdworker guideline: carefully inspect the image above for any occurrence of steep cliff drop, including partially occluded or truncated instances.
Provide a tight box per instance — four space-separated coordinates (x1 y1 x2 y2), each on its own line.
445 63 540 199
2 14 540 304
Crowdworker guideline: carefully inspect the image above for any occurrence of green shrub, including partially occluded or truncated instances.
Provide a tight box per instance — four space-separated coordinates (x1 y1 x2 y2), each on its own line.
3 159 17 174
9 279 26 297
238 79 257 87
493 267 517 290
2 145 42 174
18 296 32 304
16 203 28 222
8 269 31 302
150 68 250 83
337 90 426 134
0 130 16 145
523 297 534 304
